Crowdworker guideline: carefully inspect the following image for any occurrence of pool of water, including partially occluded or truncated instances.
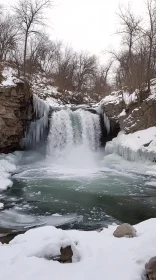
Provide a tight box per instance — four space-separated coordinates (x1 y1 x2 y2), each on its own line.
1 150 156 231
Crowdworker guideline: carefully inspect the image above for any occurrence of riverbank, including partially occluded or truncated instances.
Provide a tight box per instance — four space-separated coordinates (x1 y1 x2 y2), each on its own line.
0 218 156 280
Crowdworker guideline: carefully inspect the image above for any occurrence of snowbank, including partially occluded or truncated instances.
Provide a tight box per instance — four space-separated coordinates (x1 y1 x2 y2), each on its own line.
105 127 156 162
0 152 20 191
0 219 156 279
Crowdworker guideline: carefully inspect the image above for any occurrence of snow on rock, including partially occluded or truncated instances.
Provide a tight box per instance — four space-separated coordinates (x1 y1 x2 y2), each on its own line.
0 219 156 279
0 67 22 87
10 226 80 263
101 90 137 106
105 127 156 162
30 73 98 105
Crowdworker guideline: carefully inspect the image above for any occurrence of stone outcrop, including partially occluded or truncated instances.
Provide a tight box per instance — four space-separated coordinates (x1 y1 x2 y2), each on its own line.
102 89 156 134
119 97 156 134
53 246 73 263
145 257 156 280
113 223 137 238
0 82 33 153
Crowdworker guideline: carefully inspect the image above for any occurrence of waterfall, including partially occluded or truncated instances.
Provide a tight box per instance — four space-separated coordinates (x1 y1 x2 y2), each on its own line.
21 95 111 156
46 109 101 159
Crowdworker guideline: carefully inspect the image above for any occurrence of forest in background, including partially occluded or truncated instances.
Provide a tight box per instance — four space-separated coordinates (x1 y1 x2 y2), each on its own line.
1 0 156 99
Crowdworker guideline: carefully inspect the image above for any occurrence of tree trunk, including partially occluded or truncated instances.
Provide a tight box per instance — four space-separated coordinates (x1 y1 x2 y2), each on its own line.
23 30 28 77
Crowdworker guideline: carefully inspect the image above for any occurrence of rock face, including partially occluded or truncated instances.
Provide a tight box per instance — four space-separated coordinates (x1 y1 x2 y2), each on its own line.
119 97 156 134
145 257 156 280
113 223 137 238
0 82 33 153
45 246 73 263
102 89 156 134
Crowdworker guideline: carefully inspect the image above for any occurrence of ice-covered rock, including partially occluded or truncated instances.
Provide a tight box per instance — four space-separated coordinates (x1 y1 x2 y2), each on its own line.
105 127 156 162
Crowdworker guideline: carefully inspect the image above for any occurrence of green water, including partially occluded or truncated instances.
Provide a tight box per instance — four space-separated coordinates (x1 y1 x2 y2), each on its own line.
1 151 156 231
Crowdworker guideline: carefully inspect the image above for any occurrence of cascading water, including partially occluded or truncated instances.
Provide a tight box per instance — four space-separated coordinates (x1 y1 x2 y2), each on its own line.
21 95 112 168
46 109 101 166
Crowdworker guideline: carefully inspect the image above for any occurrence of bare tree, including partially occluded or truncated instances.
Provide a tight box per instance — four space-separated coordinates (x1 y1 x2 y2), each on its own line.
0 13 17 62
14 0 52 76
116 3 141 91
141 0 156 90
75 51 97 92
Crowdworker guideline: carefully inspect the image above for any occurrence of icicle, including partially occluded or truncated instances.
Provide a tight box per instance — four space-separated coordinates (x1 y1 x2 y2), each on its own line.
103 112 110 134
21 95 50 148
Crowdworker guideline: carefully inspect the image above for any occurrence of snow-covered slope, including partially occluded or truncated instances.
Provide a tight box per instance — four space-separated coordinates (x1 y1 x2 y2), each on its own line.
30 73 99 105
0 219 156 280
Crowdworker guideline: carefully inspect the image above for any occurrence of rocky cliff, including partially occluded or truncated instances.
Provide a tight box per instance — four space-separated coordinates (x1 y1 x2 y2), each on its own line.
101 85 156 134
0 82 33 153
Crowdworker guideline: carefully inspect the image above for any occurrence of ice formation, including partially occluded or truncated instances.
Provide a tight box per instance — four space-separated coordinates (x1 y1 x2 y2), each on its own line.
22 95 50 147
105 127 156 162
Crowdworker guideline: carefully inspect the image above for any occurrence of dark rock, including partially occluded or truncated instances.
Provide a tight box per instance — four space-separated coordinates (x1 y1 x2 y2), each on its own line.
48 245 73 263
145 257 156 280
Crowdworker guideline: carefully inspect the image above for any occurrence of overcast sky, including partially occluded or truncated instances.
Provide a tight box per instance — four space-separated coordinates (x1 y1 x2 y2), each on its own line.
4 0 145 57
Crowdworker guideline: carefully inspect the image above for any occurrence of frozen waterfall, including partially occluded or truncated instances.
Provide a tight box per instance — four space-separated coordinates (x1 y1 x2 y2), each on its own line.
21 95 49 148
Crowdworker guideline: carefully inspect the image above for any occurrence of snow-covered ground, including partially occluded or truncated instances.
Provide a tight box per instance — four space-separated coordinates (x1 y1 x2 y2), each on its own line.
0 218 156 280
105 127 156 162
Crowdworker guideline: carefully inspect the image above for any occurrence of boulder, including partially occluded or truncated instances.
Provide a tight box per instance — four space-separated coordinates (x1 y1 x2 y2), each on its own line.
47 245 73 263
113 223 137 238
145 257 156 280
101 89 156 134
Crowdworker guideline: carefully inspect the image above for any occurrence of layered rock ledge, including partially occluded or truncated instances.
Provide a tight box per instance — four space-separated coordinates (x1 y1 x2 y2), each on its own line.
0 82 33 153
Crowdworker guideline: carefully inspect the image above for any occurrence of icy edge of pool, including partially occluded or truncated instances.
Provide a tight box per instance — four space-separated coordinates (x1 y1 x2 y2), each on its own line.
0 152 22 191
105 127 156 162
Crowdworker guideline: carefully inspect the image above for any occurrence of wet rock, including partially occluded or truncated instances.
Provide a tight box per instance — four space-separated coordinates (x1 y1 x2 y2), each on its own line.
145 257 156 280
113 223 137 238
47 246 73 263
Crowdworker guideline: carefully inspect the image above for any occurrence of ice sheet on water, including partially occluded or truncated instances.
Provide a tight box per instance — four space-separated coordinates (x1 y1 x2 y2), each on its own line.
0 209 82 231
